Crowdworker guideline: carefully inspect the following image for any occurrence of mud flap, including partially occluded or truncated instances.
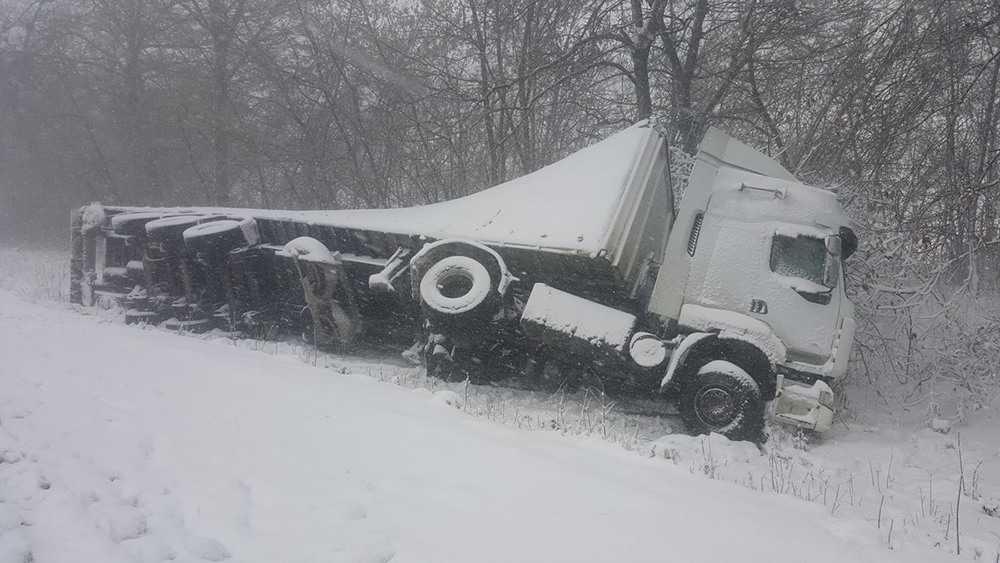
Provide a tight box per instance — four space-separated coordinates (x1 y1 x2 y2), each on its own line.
291 255 361 351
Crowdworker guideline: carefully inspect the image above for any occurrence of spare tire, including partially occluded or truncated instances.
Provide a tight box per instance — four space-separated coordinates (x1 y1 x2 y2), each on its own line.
419 255 499 331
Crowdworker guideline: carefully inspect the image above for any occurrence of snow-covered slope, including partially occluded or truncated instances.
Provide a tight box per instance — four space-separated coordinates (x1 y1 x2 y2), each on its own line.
0 288 979 563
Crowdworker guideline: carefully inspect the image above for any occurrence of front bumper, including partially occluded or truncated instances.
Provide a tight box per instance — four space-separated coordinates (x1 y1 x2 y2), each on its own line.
769 374 835 433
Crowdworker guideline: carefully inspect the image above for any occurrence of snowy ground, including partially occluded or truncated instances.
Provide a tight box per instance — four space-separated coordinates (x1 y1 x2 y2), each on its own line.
1 246 999 562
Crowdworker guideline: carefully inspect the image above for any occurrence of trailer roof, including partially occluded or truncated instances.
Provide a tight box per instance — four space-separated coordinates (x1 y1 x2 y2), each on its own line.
118 123 655 256
274 123 653 254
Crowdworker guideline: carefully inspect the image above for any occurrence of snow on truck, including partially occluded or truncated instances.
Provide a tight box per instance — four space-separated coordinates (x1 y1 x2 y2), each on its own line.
69 120 857 442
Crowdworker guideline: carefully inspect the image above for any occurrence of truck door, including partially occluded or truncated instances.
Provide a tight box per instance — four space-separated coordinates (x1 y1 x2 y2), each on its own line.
751 229 843 365
686 217 841 365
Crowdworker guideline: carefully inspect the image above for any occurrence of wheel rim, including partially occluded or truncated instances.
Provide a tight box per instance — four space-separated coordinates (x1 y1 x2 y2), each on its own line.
420 256 492 315
437 270 475 299
694 386 738 428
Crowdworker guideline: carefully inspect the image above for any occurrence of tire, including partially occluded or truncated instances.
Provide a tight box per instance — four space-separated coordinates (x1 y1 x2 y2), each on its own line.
183 218 259 255
419 255 499 331
111 212 166 237
678 360 764 443
146 215 223 244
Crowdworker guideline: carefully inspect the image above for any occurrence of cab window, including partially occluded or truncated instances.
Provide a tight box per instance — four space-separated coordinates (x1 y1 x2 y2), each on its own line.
770 234 827 286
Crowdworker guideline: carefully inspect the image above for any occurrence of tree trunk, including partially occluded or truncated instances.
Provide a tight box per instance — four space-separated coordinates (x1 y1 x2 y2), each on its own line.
210 0 232 206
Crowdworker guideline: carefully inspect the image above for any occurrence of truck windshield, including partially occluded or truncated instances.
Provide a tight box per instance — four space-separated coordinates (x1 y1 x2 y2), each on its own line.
770 234 828 287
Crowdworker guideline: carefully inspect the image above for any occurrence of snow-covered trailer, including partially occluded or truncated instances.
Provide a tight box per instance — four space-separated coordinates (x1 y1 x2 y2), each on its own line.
70 120 857 442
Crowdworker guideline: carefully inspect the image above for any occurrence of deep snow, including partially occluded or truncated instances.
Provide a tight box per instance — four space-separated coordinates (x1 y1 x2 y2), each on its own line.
1 248 999 562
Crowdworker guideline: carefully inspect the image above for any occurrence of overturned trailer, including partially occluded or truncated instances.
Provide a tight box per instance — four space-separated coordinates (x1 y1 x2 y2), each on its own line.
70 120 857 442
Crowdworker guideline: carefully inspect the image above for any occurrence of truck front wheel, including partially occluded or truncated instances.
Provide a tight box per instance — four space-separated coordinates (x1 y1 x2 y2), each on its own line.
679 361 765 443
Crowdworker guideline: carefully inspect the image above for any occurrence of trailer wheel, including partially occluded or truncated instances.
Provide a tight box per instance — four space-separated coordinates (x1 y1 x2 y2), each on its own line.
419 255 498 329
111 212 166 237
183 218 259 255
678 360 764 443
147 215 223 243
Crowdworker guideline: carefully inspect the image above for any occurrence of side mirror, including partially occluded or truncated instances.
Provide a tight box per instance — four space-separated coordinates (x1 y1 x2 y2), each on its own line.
839 227 858 260
822 234 842 290
825 235 842 256
823 251 840 289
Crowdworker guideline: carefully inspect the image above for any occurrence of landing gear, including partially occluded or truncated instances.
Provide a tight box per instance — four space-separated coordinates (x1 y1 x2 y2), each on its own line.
421 330 529 385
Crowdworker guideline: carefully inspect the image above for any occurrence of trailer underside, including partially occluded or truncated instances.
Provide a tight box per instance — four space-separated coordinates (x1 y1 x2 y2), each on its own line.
70 204 652 393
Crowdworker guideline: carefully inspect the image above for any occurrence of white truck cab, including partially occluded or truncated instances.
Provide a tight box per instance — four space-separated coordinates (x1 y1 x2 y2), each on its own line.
651 128 857 434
